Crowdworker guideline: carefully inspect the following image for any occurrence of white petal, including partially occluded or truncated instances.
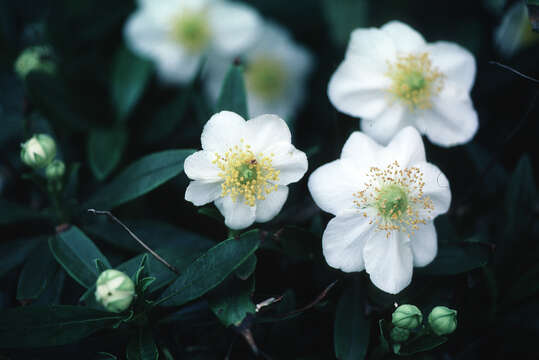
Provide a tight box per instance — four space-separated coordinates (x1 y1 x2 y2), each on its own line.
184 150 220 181
327 56 390 119
414 162 451 218
340 131 384 169
308 158 363 216
214 196 256 230
209 1 260 55
427 41 476 93
415 93 479 147
360 102 407 145
263 142 308 186
381 21 426 53
154 51 201 84
185 180 222 206
200 111 246 153
383 126 427 167
254 186 289 222
243 114 291 152
322 209 375 272
346 28 396 63
363 231 413 294
410 221 438 267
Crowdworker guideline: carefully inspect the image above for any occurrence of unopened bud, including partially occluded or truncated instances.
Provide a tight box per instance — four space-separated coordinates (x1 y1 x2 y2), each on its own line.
390 326 410 343
20 134 56 169
95 269 135 313
45 159 65 180
428 306 457 335
14 45 55 79
392 304 423 329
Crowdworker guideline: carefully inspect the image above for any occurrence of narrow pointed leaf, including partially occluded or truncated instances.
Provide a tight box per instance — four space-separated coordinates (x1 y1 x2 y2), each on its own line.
126 327 158 360
216 63 248 119
17 242 58 300
88 128 127 181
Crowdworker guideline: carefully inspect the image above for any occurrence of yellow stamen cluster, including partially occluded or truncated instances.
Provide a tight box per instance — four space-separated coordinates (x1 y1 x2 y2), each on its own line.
170 10 211 53
245 57 287 101
353 161 434 238
386 53 444 111
213 139 280 206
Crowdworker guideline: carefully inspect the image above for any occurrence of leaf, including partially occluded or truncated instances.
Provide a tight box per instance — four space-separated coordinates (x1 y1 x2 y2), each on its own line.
235 254 257 280
197 205 224 223
0 199 47 225
504 262 539 305
397 334 447 356
208 276 256 327
88 128 127 181
95 259 109 274
416 241 490 276
216 63 248 119
17 242 58 300
49 226 111 288
322 0 369 47
0 305 122 348
505 154 536 235
110 46 153 122
126 327 158 360
143 90 191 145
0 236 42 277
334 280 370 360
157 230 261 307
84 149 194 210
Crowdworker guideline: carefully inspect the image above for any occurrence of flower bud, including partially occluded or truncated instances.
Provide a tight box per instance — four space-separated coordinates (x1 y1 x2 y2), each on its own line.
390 326 410 343
428 306 457 335
392 304 423 329
14 45 55 79
45 160 65 180
20 134 57 169
95 269 135 313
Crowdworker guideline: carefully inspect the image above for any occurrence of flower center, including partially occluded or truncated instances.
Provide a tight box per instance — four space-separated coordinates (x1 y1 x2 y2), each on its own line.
213 139 280 206
245 57 287 100
386 53 444 111
353 161 434 238
170 11 211 53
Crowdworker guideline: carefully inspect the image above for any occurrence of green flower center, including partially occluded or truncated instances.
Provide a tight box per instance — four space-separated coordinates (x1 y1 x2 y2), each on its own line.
245 57 287 100
376 184 409 219
236 161 258 184
171 11 210 53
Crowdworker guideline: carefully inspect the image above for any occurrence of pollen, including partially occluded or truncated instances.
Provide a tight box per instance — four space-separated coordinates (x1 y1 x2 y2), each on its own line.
170 10 211 53
353 161 434 238
213 139 280 206
386 53 444 111
245 57 287 100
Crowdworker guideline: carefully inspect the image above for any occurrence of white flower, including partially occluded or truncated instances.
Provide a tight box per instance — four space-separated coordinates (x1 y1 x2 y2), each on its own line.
308 127 451 294
124 0 261 84
205 22 313 121
328 20 478 147
184 111 308 229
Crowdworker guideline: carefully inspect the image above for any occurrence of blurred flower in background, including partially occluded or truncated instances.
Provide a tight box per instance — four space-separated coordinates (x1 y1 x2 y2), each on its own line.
328 21 478 147
124 0 261 84
205 22 313 121
495 2 538 58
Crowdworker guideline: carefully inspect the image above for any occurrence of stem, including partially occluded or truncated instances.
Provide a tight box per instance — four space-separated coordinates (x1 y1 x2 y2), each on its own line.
87 209 180 275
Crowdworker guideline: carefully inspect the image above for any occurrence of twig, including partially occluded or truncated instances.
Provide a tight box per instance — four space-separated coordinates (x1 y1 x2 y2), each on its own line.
87 209 179 275
489 61 539 84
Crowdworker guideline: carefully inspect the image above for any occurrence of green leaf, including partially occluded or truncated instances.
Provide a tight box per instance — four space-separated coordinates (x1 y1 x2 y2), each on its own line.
95 259 109 274
334 280 370 360
0 236 42 277
110 46 153 122
416 241 490 276
197 205 224 223
0 199 47 225
397 334 447 356
17 242 58 300
208 276 256 327
504 262 539 305
322 0 368 47
505 154 536 235
49 226 111 288
84 149 195 210
88 128 127 181
157 229 261 307
216 63 248 119
235 254 257 280
0 305 122 348
126 327 158 360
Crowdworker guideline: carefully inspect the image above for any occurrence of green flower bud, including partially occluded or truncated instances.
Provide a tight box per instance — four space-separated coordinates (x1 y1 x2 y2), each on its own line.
20 134 57 169
45 159 65 180
428 306 457 335
14 45 55 79
390 326 410 343
95 269 135 313
392 304 423 329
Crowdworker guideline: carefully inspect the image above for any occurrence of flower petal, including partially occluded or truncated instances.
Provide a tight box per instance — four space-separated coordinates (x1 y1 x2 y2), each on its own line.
244 114 291 152
322 209 375 272
383 126 427 167
255 186 289 222
185 180 222 206
346 28 396 62
363 231 414 294
341 131 383 161
410 221 438 267
264 142 308 186
214 196 256 230
360 102 408 145
184 150 220 181
209 1 260 55
381 21 426 53
201 111 246 153
427 41 476 93
308 158 363 216
414 162 451 218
